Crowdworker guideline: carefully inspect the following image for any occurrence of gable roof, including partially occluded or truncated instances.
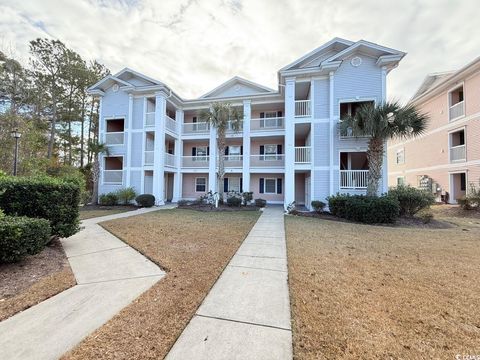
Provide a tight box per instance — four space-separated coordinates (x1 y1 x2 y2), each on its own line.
114 67 164 86
87 75 134 95
411 71 455 100
199 76 276 99
322 39 405 63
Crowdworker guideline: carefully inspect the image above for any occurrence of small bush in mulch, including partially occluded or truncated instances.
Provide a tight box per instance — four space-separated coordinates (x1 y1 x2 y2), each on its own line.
99 192 119 206
255 199 267 208
136 194 155 208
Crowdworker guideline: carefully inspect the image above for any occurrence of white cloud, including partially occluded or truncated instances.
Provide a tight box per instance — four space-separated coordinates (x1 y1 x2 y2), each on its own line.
0 0 478 101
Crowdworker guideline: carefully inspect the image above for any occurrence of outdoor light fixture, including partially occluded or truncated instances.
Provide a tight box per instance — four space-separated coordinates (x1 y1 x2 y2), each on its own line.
10 128 21 176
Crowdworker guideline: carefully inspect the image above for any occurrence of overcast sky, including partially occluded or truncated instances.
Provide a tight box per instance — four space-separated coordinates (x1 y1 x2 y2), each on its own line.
0 0 478 101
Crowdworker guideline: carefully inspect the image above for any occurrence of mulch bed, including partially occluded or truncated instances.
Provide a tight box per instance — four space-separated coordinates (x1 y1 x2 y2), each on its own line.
177 204 260 212
0 238 76 321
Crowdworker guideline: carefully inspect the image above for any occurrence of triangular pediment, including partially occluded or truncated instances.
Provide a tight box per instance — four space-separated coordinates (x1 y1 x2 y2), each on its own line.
199 76 275 99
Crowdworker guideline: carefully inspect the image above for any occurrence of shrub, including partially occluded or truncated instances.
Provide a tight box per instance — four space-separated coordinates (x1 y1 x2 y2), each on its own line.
241 192 253 206
328 194 400 224
99 192 118 206
255 199 267 208
286 201 297 214
177 199 190 206
0 215 51 262
116 187 136 205
311 200 326 214
227 196 242 207
0 177 80 238
388 185 435 216
418 210 434 224
458 181 480 210
136 194 155 207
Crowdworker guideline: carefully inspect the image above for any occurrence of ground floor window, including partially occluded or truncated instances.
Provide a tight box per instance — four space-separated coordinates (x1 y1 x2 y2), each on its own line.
224 177 242 192
397 176 406 186
195 177 206 192
259 177 282 194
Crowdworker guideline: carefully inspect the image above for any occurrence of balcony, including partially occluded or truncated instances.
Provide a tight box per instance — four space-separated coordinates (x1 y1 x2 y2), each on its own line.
449 101 465 121
165 115 178 133
220 155 243 167
144 151 154 165
450 144 466 162
165 153 176 167
226 120 243 133
340 170 368 189
183 122 210 135
145 112 155 127
105 132 124 145
182 156 210 168
103 170 123 184
251 117 284 131
250 154 285 168
295 147 311 163
295 100 311 117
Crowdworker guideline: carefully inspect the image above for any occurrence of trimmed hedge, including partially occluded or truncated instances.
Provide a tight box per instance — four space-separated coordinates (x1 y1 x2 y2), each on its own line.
0 215 51 262
0 177 80 238
227 196 242 207
311 200 326 213
388 185 435 216
255 199 267 208
136 194 155 207
327 194 400 224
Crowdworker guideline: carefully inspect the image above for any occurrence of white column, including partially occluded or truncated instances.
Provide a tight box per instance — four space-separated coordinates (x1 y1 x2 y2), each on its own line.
98 96 104 194
381 66 388 193
329 71 335 196
172 110 183 202
125 93 133 187
242 100 251 193
309 122 315 209
140 97 147 194
208 125 217 193
153 91 167 205
284 78 296 210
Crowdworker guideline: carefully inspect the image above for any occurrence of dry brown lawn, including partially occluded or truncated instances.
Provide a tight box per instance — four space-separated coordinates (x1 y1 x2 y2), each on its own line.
79 206 135 220
64 208 259 360
286 207 480 359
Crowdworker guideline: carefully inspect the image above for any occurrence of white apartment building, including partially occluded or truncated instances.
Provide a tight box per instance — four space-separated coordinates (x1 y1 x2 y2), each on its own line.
88 38 405 209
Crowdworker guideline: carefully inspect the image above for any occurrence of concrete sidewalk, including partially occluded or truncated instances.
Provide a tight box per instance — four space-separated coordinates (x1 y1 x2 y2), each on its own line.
166 206 292 360
0 205 174 360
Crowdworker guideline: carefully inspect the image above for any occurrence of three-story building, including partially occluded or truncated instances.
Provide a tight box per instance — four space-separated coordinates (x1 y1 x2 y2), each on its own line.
88 38 405 209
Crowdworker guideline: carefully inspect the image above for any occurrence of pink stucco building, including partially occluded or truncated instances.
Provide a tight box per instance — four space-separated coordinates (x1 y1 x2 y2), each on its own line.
388 57 480 203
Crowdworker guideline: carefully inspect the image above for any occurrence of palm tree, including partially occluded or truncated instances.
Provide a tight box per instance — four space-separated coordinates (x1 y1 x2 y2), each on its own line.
199 102 243 199
340 101 428 196
88 140 109 204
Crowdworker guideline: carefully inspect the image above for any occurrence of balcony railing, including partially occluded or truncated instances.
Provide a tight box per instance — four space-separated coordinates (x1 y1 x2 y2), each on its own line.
219 155 243 167
145 112 155 127
250 154 285 168
226 120 243 133
450 144 466 162
182 156 210 168
250 117 284 131
183 122 210 134
165 153 176 167
103 170 123 184
144 151 154 165
165 115 178 133
449 101 465 121
295 146 311 163
105 132 124 145
295 100 311 117
340 170 368 189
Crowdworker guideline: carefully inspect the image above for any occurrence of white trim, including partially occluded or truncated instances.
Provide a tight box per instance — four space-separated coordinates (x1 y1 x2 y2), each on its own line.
199 76 275 99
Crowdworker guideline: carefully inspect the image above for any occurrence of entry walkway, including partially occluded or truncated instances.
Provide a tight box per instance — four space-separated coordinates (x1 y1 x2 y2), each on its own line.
0 205 173 360
166 206 293 359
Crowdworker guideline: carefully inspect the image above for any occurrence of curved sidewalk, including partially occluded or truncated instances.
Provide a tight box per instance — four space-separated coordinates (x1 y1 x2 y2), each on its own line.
166 206 293 359
0 206 173 360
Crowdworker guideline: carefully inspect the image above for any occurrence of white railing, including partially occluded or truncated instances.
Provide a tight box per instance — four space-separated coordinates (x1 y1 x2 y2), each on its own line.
250 154 285 168
145 112 155 127
182 122 210 134
182 156 210 168
295 100 311 117
250 117 284 131
165 153 176 167
105 132 124 145
340 170 368 189
144 151 154 165
450 144 466 162
165 115 178 133
103 170 123 184
295 146 311 163
219 155 243 167
226 120 243 132
449 101 464 120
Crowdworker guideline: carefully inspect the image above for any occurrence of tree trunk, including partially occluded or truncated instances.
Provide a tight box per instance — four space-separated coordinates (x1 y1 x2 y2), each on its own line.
80 95 86 167
366 136 384 196
92 159 100 204
47 100 57 159
217 127 226 200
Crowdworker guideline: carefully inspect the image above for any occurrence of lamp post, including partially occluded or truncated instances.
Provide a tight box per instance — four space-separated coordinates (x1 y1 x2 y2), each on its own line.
11 129 21 176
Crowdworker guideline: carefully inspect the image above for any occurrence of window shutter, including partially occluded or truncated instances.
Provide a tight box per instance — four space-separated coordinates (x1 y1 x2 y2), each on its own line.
224 178 229 192
260 145 264 155
260 112 265 128
225 146 229 155
277 178 282 194
192 116 197 123
240 146 243 155
240 178 243 192
260 112 265 118
192 147 196 156
207 146 210 156
259 178 264 193
277 144 282 154
277 110 283 117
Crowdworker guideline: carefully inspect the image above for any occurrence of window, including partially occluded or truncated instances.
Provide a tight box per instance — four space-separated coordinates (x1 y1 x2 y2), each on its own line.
260 111 283 128
265 178 277 194
194 146 208 161
448 85 465 120
228 145 241 160
225 177 241 192
339 101 374 119
397 177 406 186
264 144 278 161
396 149 405 164
195 177 206 192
